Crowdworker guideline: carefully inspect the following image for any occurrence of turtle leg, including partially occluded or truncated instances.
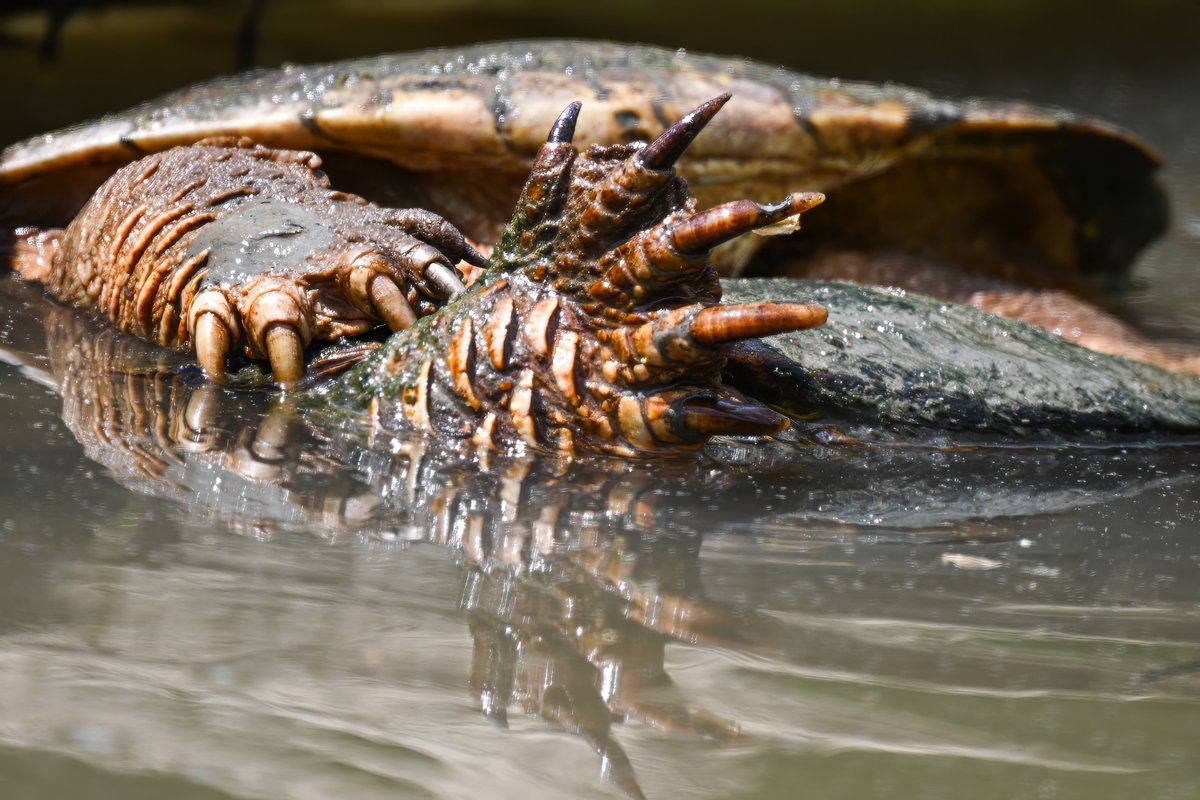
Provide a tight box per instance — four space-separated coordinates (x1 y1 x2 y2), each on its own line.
37 140 484 385
332 98 829 455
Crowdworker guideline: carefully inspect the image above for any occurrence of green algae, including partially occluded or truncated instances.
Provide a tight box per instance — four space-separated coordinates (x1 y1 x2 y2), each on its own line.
722 279 1200 434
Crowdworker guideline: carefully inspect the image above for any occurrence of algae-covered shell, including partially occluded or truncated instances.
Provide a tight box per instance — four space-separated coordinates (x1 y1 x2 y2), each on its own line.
721 279 1199 435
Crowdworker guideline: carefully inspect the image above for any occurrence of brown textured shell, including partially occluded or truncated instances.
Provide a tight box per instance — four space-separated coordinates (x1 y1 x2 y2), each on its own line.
0 40 1165 286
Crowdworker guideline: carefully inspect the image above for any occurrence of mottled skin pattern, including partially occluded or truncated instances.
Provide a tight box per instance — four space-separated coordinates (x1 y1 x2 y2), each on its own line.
24 137 481 383
327 99 827 456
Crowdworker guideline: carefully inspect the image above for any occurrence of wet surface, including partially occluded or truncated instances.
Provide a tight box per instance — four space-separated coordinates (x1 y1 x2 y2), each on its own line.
1 5 1199 799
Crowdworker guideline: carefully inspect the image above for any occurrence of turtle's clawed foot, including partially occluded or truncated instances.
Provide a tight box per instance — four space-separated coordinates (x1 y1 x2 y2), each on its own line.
490 96 828 452
344 96 828 455
40 139 478 386
181 227 471 387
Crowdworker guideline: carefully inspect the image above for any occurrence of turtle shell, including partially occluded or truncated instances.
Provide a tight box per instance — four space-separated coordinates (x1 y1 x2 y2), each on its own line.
0 40 1166 287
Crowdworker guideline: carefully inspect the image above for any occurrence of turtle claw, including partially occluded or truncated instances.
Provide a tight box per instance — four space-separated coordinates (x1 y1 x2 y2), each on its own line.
193 311 232 382
547 100 583 144
423 261 468 298
670 193 825 254
461 242 489 269
689 301 828 344
639 93 731 171
341 94 829 455
188 287 242 381
264 324 306 386
183 280 315 385
366 274 417 332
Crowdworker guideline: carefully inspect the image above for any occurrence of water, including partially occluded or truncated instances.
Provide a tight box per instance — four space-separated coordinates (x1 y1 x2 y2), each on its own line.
1 5 1198 799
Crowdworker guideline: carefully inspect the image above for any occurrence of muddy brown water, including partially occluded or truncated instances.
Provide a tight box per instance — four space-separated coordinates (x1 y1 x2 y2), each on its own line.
0 5 1198 799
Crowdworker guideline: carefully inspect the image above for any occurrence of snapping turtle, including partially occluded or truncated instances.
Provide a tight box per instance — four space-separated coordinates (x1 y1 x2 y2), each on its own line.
2 41 1197 454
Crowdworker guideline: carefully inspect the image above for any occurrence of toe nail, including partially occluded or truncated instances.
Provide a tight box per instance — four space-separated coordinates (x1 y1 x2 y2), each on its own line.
265 324 305 385
369 274 417 330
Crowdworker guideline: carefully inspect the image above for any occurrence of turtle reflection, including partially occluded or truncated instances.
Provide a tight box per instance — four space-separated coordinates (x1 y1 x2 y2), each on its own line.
14 284 1200 798
38 297 784 798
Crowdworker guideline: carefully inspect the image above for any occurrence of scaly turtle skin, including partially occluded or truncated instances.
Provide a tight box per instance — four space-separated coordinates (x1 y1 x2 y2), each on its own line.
325 97 827 455
15 96 834 454
22 136 482 384
0 41 1182 372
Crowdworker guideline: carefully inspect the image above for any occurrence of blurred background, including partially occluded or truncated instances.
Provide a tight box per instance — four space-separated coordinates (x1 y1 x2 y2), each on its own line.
2 0 1199 140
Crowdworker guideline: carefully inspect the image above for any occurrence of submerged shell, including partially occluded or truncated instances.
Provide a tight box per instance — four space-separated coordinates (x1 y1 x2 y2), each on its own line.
723 279 1200 435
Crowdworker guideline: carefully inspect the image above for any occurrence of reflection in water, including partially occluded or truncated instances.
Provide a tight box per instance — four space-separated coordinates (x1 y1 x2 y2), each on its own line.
1 277 1199 799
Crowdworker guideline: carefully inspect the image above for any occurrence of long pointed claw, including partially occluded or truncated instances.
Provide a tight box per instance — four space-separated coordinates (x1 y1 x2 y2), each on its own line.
369 274 417 331
677 396 788 436
264 324 305 385
425 261 467 298
670 193 825 255
194 311 230 381
639 94 731 172
462 241 488 268
547 101 583 144
690 302 828 345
